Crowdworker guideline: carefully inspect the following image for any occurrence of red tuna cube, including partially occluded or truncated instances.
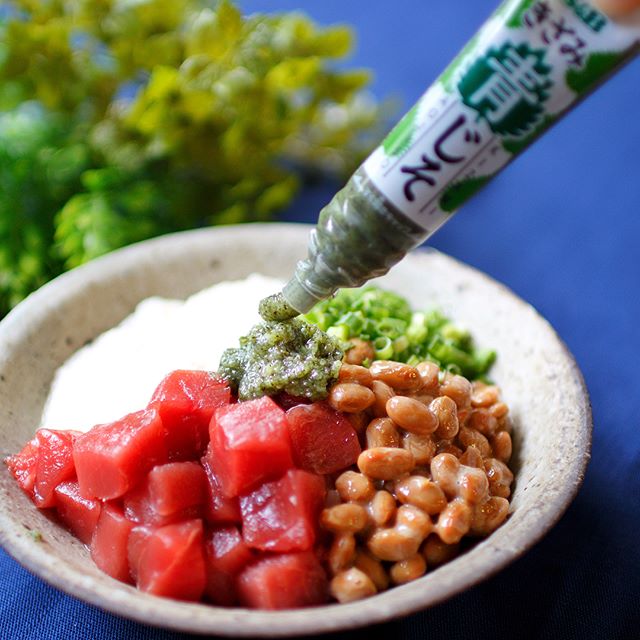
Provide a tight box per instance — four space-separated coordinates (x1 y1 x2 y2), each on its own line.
54 481 102 545
127 525 155 583
240 469 326 552
236 552 329 610
204 525 254 606
149 370 232 460
5 436 40 498
208 396 293 497
124 461 207 526
201 452 241 524
90 503 135 583
33 429 80 508
286 402 361 474
73 408 167 500
137 519 206 601
6 429 79 508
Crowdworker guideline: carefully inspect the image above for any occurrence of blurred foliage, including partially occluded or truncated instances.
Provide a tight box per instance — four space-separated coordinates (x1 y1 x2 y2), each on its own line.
0 0 384 315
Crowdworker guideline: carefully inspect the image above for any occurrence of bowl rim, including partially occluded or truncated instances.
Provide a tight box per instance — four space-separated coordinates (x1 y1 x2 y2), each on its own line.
0 223 592 636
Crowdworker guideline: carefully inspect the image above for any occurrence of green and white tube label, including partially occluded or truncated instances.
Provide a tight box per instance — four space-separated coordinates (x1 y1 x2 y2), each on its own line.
363 0 640 234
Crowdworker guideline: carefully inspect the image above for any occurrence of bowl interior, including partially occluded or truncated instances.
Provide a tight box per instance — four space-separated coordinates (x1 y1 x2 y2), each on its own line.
0 223 591 636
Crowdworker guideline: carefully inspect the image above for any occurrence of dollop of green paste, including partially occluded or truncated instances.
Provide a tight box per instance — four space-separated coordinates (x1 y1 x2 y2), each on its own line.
218 318 344 401
258 292 299 321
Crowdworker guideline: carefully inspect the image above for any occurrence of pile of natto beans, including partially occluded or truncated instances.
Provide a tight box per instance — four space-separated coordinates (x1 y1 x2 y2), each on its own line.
321 339 514 603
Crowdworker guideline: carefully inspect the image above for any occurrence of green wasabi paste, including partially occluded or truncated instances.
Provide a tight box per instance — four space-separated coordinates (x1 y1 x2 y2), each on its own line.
218 317 343 401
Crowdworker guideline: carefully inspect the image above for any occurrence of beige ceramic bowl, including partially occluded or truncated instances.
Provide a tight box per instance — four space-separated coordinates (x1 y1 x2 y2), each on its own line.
0 223 591 636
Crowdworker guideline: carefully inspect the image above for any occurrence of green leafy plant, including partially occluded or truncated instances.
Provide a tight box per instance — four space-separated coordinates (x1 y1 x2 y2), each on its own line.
0 0 384 316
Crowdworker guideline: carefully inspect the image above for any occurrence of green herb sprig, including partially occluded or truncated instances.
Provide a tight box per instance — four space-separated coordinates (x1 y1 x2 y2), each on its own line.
0 0 384 316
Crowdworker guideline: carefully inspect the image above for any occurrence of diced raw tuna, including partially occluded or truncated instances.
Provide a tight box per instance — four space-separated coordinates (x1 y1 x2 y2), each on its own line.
201 452 241 524
204 525 254 606
6 429 79 507
73 408 167 500
209 396 293 497
54 481 102 544
240 469 326 552
127 525 155 582
32 429 80 508
137 519 206 601
149 370 232 460
90 503 134 583
5 436 40 498
286 402 361 475
124 461 206 526
236 551 329 610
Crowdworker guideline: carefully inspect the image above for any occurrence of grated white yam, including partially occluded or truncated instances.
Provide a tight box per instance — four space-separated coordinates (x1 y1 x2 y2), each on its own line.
40 274 284 432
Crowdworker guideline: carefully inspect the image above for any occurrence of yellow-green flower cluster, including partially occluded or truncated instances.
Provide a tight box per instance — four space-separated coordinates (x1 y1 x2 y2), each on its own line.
0 0 383 315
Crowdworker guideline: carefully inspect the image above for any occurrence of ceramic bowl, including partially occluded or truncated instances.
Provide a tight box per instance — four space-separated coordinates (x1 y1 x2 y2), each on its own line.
0 223 591 636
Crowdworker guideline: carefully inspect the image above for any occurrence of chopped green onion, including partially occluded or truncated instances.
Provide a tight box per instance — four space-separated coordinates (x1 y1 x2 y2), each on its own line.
337 311 365 335
376 317 407 338
441 322 472 349
407 312 428 344
429 336 481 379
373 336 393 360
304 285 496 380
473 349 497 373
445 363 462 375
304 310 328 331
327 325 349 341
393 335 409 355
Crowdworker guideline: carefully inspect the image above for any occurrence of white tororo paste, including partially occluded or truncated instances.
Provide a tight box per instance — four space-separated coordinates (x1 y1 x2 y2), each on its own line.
41 274 284 432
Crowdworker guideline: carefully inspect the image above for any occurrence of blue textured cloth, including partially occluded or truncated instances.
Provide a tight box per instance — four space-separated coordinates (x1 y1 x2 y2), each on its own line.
2 1 639 638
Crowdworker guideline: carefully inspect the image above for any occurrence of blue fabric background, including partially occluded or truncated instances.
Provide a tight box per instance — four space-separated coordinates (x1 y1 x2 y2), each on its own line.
2 1 639 638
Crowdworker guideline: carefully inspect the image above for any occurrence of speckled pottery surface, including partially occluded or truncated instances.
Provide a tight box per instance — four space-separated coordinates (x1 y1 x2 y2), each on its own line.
0 223 591 637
